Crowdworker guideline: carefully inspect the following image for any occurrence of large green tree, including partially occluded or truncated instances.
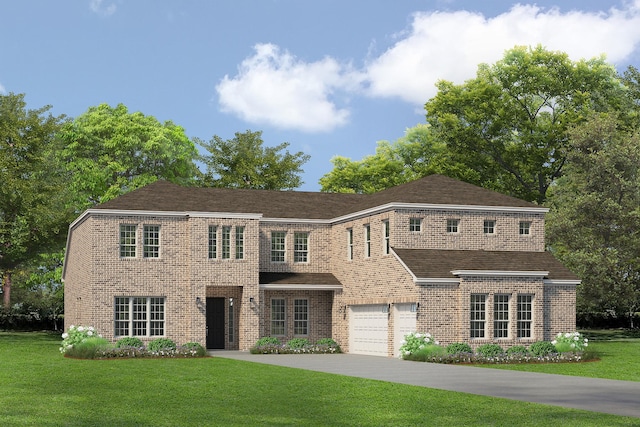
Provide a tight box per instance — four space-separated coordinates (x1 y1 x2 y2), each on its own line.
546 113 640 327
425 45 624 204
197 130 310 190
0 93 71 308
60 103 200 209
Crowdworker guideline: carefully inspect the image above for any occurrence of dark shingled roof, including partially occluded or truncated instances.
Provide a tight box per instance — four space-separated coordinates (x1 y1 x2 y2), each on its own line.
93 175 540 219
259 272 342 286
393 249 579 281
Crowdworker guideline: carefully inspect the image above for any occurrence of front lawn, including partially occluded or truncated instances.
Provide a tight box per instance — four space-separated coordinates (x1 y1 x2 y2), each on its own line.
0 332 638 426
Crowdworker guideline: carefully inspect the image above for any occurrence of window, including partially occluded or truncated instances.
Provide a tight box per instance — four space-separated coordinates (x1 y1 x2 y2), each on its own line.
235 226 245 259
347 228 353 260
519 221 531 235
228 298 234 343
120 224 137 258
470 294 486 338
364 224 371 258
114 297 165 337
208 225 217 259
294 232 309 263
484 220 496 234
221 226 231 259
143 225 160 258
271 232 286 262
271 299 285 335
294 299 308 335
409 217 421 232
494 294 509 338
383 220 390 255
517 295 533 338
447 219 459 233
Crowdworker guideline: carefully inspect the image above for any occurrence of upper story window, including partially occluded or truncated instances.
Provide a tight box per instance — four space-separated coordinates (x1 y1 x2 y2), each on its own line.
483 220 496 235
235 226 245 259
446 219 459 234
409 217 422 232
208 225 217 259
294 232 309 263
364 224 371 258
383 220 390 255
347 228 353 260
120 224 137 258
143 225 160 258
271 231 286 263
519 221 531 235
221 226 231 259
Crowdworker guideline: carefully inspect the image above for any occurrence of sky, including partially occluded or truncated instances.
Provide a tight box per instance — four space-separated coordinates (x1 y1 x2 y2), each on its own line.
2 1 640 191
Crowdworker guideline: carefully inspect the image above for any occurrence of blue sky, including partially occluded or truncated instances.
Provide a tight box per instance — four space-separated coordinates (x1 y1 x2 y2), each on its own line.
2 1 640 190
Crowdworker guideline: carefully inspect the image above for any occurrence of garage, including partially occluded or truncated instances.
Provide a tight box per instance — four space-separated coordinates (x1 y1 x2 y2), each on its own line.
349 304 389 356
394 303 417 357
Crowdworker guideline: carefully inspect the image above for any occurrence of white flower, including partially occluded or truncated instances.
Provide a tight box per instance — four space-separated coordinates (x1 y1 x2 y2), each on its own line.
78 326 85 332
551 340 557 345
584 342 588 347
574 336 579 341
564 333 571 338
584 338 589 343
87 331 93 336
62 333 69 339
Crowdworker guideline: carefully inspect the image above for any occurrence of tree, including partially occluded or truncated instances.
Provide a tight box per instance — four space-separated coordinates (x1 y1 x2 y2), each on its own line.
425 45 624 204
60 103 200 209
197 130 310 190
546 113 640 327
0 93 71 308
319 124 478 193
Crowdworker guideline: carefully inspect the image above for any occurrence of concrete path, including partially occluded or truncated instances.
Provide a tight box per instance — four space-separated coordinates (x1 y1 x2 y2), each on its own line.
212 351 640 418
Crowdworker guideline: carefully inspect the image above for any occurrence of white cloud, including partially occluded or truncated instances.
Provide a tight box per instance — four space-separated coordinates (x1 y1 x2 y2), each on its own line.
365 3 640 104
0 82 5 94
90 0 117 17
216 43 363 133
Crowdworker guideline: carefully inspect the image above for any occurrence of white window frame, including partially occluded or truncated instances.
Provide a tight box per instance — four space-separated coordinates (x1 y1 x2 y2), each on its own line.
294 232 309 263
208 225 217 259
382 220 390 255
447 219 459 234
294 299 309 336
271 298 286 336
119 224 137 258
235 226 245 260
493 294 510 338
221 226 231 259
271 231 286 263
470 294 486 338
364 224 371 258
409 217 422 232
347 228 353 260
114 296 165 337
143 225 160 258
483 220 496 235
517 294 533 338
519 221 531 235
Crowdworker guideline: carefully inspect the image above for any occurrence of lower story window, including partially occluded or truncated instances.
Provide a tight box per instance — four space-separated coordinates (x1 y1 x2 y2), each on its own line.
493 294 509 338
271 298 285 336
115 297 165 337
470 294 486 338
517 294 533 338
294 299 308 335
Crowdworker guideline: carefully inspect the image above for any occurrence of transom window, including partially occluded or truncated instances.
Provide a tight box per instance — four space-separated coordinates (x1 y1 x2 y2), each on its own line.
271 298 285 335
208 225 217 259
119 224 137 258
517 295 533 338
519 221 531 235
409 217 422 232
221 226 231 259
483 220 496 234
235 226 245 259
470 294 486 338
271 232 286 263
494 294 510 338
143 225 160 258
383 220 390 255
447 219 459 233
294 232 309 263
294 299 308 335
115 297 165 337
364 224 371 258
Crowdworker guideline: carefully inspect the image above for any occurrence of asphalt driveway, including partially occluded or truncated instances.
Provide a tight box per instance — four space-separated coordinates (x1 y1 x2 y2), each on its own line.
213 351 640 418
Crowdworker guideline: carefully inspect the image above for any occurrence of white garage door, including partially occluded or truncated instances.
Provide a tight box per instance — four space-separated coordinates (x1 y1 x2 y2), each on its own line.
349 305 389 356
394 303 417 357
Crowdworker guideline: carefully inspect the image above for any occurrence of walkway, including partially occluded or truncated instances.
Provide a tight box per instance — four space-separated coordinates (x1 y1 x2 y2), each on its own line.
213 351 640 418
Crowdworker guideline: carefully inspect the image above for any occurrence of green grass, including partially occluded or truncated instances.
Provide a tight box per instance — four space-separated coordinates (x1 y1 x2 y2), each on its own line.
1 332 639 426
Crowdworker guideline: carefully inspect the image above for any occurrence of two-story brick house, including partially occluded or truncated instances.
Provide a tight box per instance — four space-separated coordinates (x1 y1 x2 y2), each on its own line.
62 174 580 357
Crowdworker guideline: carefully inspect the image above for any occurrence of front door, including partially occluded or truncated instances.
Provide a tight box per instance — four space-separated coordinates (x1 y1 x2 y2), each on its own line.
206 297 225 349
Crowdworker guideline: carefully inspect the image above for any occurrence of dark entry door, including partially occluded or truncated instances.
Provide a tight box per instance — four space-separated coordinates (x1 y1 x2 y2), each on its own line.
206 297 225 349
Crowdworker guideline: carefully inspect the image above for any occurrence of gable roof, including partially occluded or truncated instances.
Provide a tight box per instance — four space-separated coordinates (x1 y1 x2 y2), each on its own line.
393 248 579 282
93 174 541 220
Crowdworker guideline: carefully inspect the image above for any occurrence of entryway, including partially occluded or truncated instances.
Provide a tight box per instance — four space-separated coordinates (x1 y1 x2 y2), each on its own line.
206 297 225 349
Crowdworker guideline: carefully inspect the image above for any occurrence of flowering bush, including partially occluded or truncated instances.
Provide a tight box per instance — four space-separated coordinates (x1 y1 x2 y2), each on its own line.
398 332 440 359
60 325 102 354
250 337 342 354
552 332 589 352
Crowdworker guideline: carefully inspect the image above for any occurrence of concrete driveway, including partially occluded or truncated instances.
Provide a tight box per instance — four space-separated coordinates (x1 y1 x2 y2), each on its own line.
213 351 640 418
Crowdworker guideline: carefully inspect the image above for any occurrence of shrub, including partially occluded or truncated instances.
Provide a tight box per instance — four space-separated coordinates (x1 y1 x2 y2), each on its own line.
399 332 440 359
116 337 144 348
529 341 557 357
148 338 177 352
181 342 206 357
255 336 281 346
506 345 529 356
316 338 342 353
446 342 473 355
476 343 504 358
552 332 589 352
404 343 447 361
65 337 111 359
316 338 338 346
60 325 101 354
286 338 310 349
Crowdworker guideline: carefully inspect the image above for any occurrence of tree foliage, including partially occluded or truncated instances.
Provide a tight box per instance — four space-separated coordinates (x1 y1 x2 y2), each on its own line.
425 45 624 204
197 130 310 190
0 93 72 308
546 113 640 327
60 103 199 209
